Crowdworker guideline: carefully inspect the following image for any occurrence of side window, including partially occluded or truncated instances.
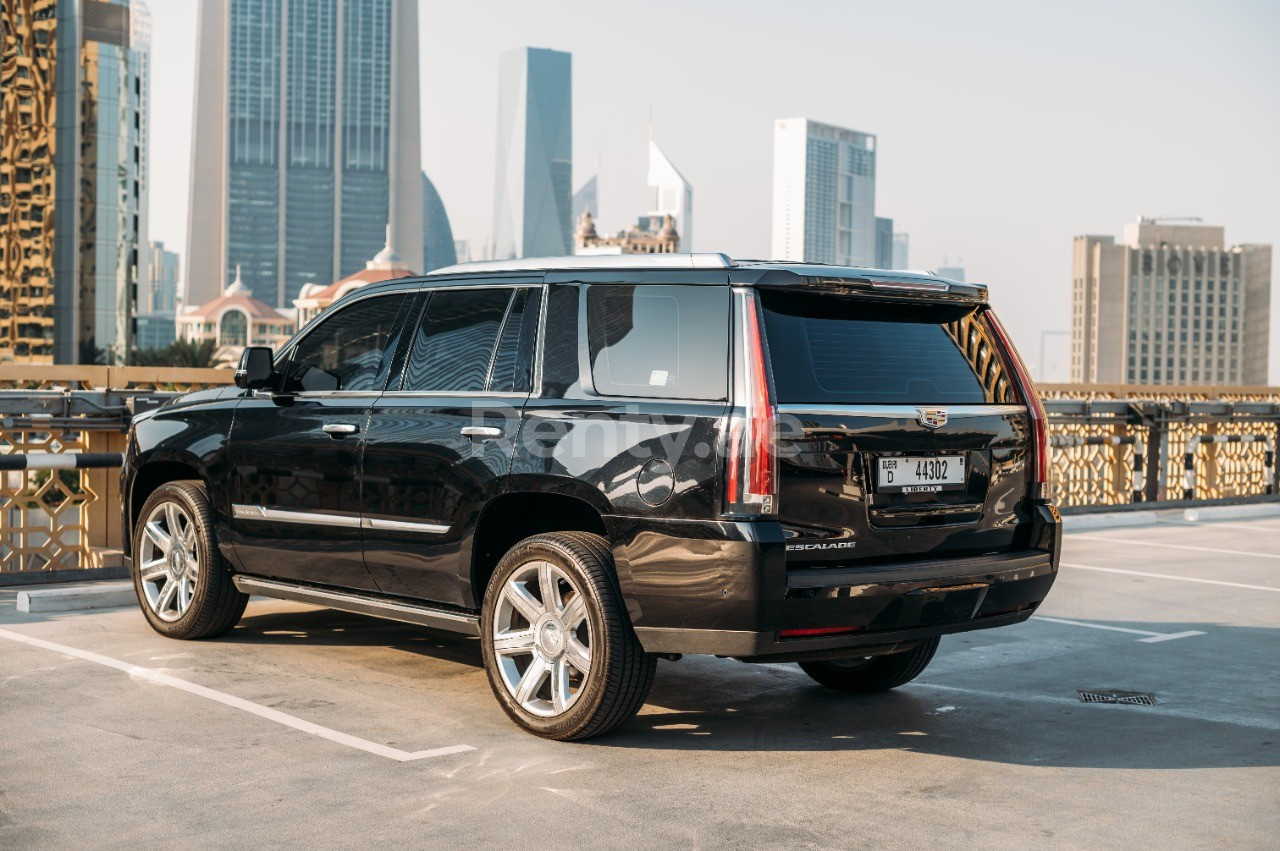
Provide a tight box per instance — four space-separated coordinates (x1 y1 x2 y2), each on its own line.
585 284 729 401
401 288 513 393
282 293 412 393
489 288 542 394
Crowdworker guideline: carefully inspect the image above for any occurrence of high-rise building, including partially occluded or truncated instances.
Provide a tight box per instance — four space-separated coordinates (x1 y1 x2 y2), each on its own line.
421 172 456 272
135 239 178 351
1 0 150 364
1071 219 1271 386
875 217 894 268
892 232 910 269
937 265 966 282
142 240 179 315
492 47 572 259
771 118 876 266
186 0 423 310
572 174 598 224
647 141 692 252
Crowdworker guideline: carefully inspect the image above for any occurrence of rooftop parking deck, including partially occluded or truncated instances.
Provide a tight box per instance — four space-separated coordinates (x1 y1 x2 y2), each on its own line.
2 512 1277 848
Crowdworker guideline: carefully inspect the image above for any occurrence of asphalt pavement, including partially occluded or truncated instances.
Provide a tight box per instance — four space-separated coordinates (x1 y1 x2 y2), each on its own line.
1 515 1277 848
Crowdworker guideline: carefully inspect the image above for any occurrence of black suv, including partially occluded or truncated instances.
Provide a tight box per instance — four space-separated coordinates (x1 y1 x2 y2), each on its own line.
122 254 1060 740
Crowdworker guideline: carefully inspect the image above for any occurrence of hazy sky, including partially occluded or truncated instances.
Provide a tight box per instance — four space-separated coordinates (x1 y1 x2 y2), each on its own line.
148 0 1280 381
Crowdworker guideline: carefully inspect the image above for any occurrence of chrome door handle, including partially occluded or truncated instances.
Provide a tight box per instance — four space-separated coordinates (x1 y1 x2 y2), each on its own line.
323 423 359 437
460 426 502 442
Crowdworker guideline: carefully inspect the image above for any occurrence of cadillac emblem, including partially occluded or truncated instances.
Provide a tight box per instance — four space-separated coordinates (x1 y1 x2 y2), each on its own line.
916 407 947 430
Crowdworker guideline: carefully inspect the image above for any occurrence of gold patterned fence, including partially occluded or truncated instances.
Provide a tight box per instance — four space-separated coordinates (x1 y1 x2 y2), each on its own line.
1 370 1278 578
1040 384 1280 507
1 367 231 579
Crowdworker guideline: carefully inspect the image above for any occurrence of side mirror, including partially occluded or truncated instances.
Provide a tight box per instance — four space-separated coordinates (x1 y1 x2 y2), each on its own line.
235 346 276 390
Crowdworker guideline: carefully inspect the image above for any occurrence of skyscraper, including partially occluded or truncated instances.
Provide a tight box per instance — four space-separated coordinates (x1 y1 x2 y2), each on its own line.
572 174 598 224
892 232 910 269
771 118 876 266
1 0 149 364
142 241 179 315
1071 219 1271 385
647 140 693 252
492 47 572 259
186 0 423 310
875 217 894 268
421 172 456 272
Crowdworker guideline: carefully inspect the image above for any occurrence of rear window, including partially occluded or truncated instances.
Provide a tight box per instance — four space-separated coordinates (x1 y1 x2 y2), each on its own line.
758 291 1015 405
586 284 729 401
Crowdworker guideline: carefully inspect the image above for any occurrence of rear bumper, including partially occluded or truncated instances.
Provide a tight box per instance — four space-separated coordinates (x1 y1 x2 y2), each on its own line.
612 504 1061 658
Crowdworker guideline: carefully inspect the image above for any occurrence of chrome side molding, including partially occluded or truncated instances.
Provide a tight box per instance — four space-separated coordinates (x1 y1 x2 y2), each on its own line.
231 505 447 534
231 576 479 635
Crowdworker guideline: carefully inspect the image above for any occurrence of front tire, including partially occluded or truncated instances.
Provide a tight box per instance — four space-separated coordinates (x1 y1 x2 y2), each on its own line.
798 637 940 693
131 480 248 639
480 532 656 740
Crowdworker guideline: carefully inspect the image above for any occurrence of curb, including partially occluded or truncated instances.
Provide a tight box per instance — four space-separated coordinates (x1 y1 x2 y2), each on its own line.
1062 511 1160 532
1182 503 1280 523
17 581 136 614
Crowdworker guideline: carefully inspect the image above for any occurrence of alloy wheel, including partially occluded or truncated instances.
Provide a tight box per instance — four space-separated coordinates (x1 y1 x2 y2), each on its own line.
137 500 201 623
492 560 592 717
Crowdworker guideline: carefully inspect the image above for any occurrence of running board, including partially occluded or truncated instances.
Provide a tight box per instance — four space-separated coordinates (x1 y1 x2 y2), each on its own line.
232 576 479 636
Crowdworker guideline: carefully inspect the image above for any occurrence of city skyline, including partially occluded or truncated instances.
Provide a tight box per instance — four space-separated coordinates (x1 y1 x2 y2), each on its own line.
185 0 423 310
140 0 1280 380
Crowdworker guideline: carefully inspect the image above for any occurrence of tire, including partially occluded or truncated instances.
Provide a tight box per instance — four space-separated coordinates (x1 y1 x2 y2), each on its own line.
131 480 248 640
480 531 657 741
798 636 940 693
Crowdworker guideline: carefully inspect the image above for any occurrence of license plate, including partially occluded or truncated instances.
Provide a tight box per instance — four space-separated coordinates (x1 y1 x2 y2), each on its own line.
877 454 966 493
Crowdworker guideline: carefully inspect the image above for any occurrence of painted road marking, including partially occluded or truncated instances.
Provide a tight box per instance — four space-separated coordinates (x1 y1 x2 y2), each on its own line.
1071 534 1280 560
1063 562 1280 593
0 627 475 763
1032 615 1204 643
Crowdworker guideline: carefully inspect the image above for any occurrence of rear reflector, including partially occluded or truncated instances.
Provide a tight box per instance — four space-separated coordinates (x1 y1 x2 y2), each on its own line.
779 626 861 639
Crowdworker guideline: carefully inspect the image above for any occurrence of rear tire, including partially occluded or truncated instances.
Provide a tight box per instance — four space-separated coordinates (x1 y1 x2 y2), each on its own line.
131 480 248 640
480 531 656 740
798 637 940 693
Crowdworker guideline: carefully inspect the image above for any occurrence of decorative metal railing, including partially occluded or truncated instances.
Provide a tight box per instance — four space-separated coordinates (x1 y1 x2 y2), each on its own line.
1 369 1277 581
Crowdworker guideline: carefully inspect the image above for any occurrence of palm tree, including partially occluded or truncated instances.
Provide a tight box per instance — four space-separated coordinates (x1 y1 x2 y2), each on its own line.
166 338 220 368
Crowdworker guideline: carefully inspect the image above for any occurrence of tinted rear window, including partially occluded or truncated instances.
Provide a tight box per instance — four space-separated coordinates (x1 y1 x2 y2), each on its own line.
586 284 729 401
759 291 1015 405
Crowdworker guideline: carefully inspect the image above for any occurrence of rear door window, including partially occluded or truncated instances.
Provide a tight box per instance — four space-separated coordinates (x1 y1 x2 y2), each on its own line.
399 287 539 393
585 284 729 401
758 290 1015 405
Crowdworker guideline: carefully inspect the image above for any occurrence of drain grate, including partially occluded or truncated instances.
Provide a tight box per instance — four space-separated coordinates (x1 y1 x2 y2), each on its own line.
1077 689 1157 706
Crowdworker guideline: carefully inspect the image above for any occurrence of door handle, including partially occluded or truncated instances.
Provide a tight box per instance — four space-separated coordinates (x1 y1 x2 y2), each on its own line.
323 423 359 437
460 426 503 442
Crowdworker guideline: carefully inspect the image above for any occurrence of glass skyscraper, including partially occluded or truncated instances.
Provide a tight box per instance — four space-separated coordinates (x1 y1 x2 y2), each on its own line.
186 0 422 309
1 0 148 364
421 172 456 273
771 118 877 267
492 47 572 259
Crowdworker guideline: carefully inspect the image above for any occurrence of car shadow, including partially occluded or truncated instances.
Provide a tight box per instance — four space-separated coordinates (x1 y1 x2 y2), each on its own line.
223 605 1277 770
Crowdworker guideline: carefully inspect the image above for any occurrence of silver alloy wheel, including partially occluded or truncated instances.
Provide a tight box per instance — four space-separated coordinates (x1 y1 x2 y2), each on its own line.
137 500 201 623
492 560 592 717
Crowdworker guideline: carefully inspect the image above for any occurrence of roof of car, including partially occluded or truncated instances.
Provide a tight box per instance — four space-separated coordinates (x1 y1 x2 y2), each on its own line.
337 254 987 305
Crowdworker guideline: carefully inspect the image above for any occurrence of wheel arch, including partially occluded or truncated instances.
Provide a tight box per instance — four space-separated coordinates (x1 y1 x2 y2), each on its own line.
127 454 207 554
469 487 613 608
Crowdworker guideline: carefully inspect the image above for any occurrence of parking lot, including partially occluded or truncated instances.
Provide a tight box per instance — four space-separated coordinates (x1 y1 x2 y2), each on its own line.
2 515 1277 848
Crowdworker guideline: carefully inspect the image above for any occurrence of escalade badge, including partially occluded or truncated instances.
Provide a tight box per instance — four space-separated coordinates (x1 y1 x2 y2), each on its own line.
916 407 947 430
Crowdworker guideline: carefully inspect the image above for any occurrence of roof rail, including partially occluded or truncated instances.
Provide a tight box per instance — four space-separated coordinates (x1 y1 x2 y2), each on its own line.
427 253 735 276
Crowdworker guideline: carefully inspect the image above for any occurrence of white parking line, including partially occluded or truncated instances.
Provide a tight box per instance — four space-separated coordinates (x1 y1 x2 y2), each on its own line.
1032 615 1204 643
1071 534 1280 560
0 627 475 763
1063 562 1280 593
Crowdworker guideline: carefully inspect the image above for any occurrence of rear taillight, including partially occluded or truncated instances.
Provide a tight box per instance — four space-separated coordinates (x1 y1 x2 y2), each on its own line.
724 291 778 516
984 310 1053 502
